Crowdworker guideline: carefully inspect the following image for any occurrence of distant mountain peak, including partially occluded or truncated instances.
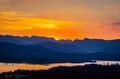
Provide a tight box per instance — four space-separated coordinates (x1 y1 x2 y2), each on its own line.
83 38 90 40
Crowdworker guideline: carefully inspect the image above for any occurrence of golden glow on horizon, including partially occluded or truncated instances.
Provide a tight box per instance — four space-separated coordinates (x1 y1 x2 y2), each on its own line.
0 12 84 40
0 0 120 40
0 12 80 30
0 11 120 40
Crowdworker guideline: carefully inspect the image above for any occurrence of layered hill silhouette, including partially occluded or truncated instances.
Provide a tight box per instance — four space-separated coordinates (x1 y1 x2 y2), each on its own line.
0 35 120 53
0 35 120 63
0 42 92 63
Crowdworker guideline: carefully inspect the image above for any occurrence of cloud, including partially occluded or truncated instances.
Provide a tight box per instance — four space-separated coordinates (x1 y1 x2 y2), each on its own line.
103 20 120 31
0 0 120 40
110 21 120 31
0 11 80 30
111 21 120 26
0 0 120 22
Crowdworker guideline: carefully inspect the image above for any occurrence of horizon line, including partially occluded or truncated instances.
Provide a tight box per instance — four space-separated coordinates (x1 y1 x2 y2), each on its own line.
0 34 120 41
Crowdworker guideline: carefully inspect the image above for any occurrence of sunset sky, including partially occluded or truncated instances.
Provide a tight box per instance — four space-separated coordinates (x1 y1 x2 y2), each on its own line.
0 0 120 40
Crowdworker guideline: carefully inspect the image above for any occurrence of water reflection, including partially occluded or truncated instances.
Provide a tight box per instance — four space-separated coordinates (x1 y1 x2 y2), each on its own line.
0 60 120 73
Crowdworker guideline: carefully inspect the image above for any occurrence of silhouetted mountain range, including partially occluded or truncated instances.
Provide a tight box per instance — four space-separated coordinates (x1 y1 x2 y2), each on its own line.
0 35 120 63
0 35 120 53
0 35 56 45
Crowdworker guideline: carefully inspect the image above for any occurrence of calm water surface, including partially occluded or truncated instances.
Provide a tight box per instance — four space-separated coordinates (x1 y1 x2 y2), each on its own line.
0 60 120 73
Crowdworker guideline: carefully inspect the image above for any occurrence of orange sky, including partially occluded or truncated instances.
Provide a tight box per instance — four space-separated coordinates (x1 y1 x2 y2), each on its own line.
0 0 120 40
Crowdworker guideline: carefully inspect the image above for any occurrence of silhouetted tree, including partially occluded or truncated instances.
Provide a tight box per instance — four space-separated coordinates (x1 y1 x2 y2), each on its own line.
0 64 120 79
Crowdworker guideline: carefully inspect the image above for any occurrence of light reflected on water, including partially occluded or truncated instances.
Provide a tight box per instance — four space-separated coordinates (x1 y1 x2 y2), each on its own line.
0 60 120 73
95 60 120 65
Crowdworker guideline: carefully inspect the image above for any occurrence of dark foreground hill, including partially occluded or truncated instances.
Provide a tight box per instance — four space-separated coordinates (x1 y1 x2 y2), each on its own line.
0 64 120 79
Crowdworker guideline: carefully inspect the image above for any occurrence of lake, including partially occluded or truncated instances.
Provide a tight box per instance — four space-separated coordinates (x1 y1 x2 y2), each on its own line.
0 60 120 73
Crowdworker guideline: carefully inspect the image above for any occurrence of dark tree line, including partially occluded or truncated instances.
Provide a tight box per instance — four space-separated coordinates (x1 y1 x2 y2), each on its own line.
0 64 120 79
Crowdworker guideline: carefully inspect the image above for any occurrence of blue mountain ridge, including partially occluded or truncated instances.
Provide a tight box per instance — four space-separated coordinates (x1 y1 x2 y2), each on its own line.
0 35 120 63
0 35 120 53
